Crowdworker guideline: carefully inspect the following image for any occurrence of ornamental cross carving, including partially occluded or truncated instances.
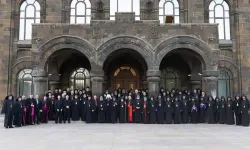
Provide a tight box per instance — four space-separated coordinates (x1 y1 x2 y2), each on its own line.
149 24 158 38
92 23 101 39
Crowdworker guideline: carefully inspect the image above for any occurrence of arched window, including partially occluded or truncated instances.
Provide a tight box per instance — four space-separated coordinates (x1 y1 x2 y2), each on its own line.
19 0 41 40
218 68 233 97
209 0 230 40
114 66 137 77
159 0 179 24
17 69 33 97
110 0 140 20
70 0 91 24
160 68 180 90
70 68 90 90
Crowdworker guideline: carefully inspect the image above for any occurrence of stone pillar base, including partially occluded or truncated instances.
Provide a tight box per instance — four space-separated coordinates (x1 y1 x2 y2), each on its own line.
33 77 47 97
190 80 201 90
91 77 104 97
204 76 218 99
49 81 60 92
147 77 160 97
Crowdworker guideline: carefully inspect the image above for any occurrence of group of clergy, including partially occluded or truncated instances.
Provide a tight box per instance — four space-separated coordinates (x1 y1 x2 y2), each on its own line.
1 87 250 129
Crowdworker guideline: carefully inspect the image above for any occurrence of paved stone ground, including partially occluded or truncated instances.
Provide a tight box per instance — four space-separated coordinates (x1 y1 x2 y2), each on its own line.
0 115 250 150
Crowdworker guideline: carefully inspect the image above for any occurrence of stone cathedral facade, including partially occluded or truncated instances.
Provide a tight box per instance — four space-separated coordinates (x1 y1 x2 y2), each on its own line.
0 0 248 101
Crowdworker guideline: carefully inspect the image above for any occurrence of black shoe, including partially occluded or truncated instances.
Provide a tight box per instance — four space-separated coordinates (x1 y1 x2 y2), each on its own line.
9 126 14 128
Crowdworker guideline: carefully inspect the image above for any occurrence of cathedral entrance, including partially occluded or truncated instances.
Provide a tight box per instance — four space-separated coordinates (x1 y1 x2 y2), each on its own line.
46 48 91 90
159 48 203 91
103 49 148 91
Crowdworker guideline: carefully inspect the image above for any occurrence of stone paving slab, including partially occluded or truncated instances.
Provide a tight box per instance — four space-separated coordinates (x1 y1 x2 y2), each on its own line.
0 115 250 150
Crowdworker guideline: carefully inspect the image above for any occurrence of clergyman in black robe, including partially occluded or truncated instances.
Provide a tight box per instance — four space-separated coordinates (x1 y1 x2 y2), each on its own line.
80 94 87 121
119 98 126 123
156 95 164 124
98 96 106 123
71 95 80 121
133 95 142 123
214 97 220 123
63 95 71 123
55 95 63 124
34 95 42 124
110 97 117 123
240 96 249 127
149 96 156 123
92 95 98 123
233 95 241 125
26 94 35 125
164 97 173 124
181 95 189 124
86 96 93 123
190 97 198 123
225 97 234 125
206 96 215 124
13 97 23 127
199 97 206 123
105 95 112 123
173 97 181 124
2 94 15 128
219 97 226 124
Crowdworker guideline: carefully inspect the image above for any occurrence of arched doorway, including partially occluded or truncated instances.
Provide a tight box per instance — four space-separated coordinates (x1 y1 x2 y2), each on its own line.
103 49 148 91
159 48 203 90
112 66 139 90
46 48 91 90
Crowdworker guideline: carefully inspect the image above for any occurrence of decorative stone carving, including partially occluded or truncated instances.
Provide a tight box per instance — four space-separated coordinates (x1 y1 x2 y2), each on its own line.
32 67 46 77
96 1 104 12
146 1 154 13
204 76 218 99
149 24 158 39
92 22 101 39
35 37 44 48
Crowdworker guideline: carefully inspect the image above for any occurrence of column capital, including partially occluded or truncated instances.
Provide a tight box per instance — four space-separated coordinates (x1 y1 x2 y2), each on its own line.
203 76 218 82
203 70 219 77
49 81 60 85
91 76 104 82
90 70 104 77
190 80 201 85
33 76 47 82
146 70 161 77
32 67 47 77
147 76 160 82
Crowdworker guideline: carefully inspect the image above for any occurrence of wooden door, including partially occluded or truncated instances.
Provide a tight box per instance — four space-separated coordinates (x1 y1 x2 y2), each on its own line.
112 66 139 91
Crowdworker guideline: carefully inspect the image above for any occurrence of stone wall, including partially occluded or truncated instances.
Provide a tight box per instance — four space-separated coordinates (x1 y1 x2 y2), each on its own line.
0 0 12 102
237 0 250 95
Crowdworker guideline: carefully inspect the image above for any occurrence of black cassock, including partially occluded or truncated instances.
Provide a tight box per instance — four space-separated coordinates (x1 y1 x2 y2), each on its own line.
98 100 106 123
2 98 14 128
133 99 142 123
119 102 126 123
164 100 173 124
233 99 241 125
214 101 220 123
190 101 198 123
219 102 226 124
173 101 181 124
54 99 62 123
226 101 234 125
199 102 207 123
105 98 112 123
156 98 164 124
63 99 71 123
207 101 215 124
181 100 189 124
71 99 79 121
80 98 86 121
241 100 249 127
13 101 24 127
86 100 93 123
110 100 117 123
149 100 156 123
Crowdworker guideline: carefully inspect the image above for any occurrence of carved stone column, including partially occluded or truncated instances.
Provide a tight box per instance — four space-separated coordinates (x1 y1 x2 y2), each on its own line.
90 70 104 97
190 75 202 90
147 70 161 97
49 81 60 92
203 70 219 99
32 68 47 97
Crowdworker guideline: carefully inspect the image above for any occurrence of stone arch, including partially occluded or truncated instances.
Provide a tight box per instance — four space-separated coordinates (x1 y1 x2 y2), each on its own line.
37 35 97 70
205 0 233 11
96 36 154 69
154 35 213 70
218 58 238 79
11 60 33 95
